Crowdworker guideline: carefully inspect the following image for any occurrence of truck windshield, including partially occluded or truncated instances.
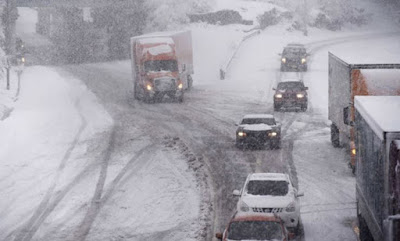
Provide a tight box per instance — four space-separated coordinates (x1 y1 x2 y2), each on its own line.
144 60 178 72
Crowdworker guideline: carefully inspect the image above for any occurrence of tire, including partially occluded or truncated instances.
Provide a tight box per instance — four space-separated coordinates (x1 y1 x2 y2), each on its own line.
301 104 307 112
176 94 184 103
358 213 374 241
187 75 193 90
274 103 281 112
133 83 139 100
236 141 243 149
331 124 340 148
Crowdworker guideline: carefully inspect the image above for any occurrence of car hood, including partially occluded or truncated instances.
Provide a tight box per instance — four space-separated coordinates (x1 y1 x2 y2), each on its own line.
241 194 293 208
239 124 272 131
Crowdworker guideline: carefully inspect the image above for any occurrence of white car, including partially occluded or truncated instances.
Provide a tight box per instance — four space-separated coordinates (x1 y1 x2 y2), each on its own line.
233 173 304 234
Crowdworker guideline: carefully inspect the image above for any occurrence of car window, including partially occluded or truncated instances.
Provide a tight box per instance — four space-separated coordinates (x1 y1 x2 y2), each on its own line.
228 220 283 240
246 180 289 196
283 48 306 56
277 82 304 90
241 118 276 125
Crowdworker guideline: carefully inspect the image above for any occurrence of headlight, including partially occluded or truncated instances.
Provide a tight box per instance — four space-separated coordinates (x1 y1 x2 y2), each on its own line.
296 93 304 98
238 131 246 137
21 57 25 63
275 93 283 98
285 202 296 212
351 148 356 156
178 83 183 89
268 132 277 137
281 58 286 63
146 84 153 91
240 202 250 212
301 58 306 64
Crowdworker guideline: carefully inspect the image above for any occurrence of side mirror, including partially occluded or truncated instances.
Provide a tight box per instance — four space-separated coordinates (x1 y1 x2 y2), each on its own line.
215 233 223 240
278 53 282 56
296 191 304 197
304 87 308 90
233 189 241 196
343 106 354 126
272 88 276 90
288 232 296 240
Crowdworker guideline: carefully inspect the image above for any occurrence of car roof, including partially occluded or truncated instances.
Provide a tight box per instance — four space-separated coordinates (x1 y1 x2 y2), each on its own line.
248 172 289 182
287 43 305 47
280 78 303 83
243 114 274 119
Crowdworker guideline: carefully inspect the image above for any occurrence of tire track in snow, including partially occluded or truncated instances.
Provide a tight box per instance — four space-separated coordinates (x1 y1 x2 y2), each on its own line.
72 141 157 241
8 99 88 241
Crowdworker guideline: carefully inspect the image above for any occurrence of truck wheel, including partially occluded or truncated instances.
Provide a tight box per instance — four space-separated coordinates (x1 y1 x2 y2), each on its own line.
331 124 340 148
274 103 281 112
176 94 184 103
358 214 374 241
301 104 307 112
133 83 139 100
187 75 193 90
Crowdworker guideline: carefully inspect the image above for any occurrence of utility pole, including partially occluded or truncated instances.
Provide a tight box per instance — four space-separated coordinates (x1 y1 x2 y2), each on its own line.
303 0 308 36
4 0 16 90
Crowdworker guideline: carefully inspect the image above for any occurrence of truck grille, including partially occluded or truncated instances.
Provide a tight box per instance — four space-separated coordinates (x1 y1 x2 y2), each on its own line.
252 207 283 213
154 78 175 91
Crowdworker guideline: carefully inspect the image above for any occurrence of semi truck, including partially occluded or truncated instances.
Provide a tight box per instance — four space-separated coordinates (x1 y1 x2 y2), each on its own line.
130 30 193 102
354 96 400 241
328 52 400 172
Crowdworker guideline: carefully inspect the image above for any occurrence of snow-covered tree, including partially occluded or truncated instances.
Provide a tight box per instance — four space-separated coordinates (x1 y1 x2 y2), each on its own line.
145 0 215 31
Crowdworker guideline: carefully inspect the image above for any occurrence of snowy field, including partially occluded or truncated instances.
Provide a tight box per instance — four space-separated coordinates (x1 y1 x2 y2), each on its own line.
1 0 400 240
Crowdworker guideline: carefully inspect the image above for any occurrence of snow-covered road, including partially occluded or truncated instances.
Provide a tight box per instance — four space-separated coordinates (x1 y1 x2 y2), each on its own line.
1 1 400 241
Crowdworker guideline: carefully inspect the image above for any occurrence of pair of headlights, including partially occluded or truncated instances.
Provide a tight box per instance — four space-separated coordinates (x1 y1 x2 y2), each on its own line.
240 201 296 212
275 93 304 98
281 58 306 64
237 132 277 137
146 83 183 91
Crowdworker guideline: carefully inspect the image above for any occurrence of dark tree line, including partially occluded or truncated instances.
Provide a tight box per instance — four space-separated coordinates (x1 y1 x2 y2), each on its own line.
50 0 148 64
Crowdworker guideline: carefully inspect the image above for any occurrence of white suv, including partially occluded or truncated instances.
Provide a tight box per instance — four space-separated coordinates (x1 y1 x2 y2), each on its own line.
233 173 304 234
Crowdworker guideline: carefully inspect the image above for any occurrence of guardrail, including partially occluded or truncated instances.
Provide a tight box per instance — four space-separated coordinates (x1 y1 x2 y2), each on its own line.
219 29 261 80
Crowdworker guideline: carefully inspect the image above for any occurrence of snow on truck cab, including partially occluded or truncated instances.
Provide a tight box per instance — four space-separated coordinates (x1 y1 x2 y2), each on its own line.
130 30 193 103
328 52 400 173
354 96 400 241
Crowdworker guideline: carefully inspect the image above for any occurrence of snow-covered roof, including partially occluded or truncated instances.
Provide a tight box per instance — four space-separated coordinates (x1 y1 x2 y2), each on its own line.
287 43 305 48
137 37 174 45
355 96 400 139
280 78 302 83
243 114 274 119
360 69 400 95
143 45 173 56
331 50 400 65
248 173 288 181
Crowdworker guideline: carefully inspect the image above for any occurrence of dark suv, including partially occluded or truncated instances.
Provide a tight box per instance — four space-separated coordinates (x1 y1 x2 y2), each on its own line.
280 44 308 72
236 114 281 149
273 80 308 111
